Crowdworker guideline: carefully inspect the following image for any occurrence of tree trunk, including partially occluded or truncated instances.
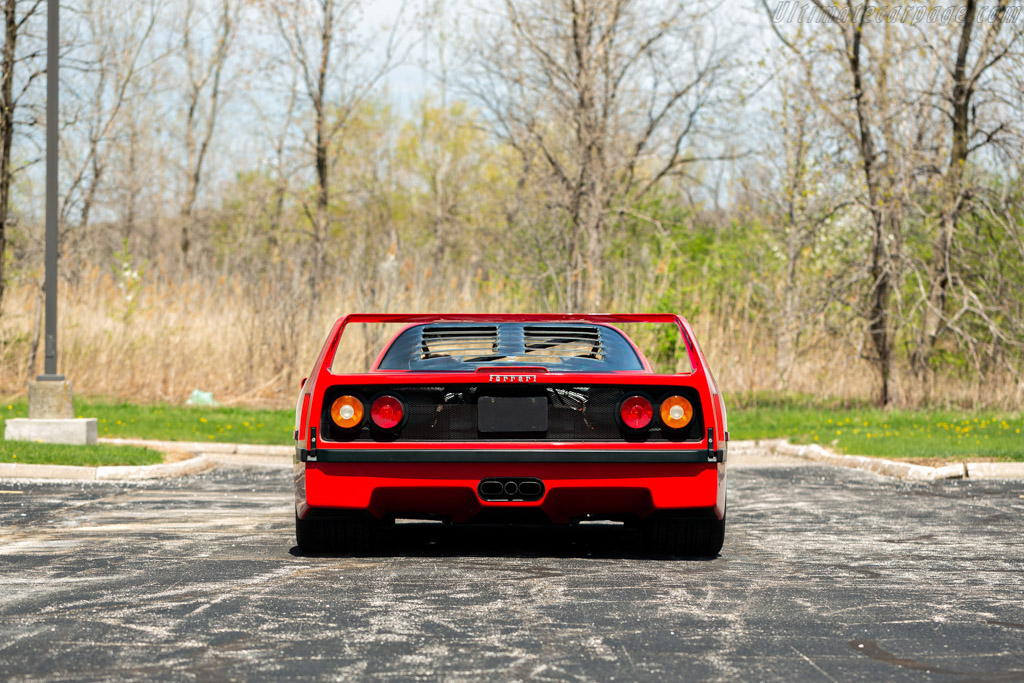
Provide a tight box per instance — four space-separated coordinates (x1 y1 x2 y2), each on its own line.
308 1 332 309
867 211 893 406
844 17 895 406
0 0 18 317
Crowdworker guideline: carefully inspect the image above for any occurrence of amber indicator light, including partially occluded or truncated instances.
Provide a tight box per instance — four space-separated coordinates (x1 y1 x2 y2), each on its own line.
330 395 364 429
660 396 694 429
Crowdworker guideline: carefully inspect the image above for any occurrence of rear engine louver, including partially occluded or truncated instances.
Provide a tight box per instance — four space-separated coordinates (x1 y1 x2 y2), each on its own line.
522 325 603 362
420 325 500 362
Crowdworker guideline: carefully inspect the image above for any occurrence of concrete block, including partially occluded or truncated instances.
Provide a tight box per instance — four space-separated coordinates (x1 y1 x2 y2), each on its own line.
28 380 75 419
5 418 98 445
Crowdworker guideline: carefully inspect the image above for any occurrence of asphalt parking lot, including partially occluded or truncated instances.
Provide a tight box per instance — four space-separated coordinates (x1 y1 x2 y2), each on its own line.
1 452 1023 681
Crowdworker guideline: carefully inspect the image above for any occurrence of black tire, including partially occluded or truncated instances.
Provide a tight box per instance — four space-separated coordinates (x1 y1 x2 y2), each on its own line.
644 515 725 557
295 513 374 554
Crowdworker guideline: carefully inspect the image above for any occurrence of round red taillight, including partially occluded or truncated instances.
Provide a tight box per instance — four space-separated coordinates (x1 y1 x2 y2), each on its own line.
370 395 404 429
619 395 654 430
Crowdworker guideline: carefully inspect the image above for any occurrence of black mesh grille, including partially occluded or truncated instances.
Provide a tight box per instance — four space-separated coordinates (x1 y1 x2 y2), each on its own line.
320 385 704 443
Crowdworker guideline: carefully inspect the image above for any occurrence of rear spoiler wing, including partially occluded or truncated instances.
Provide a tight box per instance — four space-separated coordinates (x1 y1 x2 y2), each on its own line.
330 313 703 372
340 313 690 324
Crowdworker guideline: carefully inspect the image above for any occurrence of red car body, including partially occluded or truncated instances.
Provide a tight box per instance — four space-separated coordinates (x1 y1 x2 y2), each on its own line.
294 314 728 555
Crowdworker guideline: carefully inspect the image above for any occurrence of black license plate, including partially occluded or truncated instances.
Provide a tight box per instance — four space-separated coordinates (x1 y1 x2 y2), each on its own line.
477 397 548 433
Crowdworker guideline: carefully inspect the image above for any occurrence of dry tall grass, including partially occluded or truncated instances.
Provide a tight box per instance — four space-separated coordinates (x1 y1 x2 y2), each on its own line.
0 265 1017 409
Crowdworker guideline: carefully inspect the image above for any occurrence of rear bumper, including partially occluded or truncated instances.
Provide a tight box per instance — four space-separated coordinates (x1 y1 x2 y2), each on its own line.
297 460 725 524
297 446 726 463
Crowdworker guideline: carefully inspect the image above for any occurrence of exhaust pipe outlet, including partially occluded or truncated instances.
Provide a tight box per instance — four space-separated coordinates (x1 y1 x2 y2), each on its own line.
478 477 545 502
480 480 504 497
517 480 542 497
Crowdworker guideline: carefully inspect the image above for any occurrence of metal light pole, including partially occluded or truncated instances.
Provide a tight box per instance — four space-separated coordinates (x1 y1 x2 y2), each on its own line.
5 0 96 442
38 0 61 382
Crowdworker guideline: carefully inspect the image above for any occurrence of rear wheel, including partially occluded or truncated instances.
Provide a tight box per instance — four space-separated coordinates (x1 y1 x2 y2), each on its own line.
644 515 725 557
295 513 374 554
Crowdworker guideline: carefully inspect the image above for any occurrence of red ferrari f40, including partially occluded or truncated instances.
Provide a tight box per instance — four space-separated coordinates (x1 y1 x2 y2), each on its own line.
294 314 727 555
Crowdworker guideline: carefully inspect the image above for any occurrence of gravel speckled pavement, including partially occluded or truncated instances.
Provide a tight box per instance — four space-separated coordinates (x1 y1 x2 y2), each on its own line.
1 447 1022 681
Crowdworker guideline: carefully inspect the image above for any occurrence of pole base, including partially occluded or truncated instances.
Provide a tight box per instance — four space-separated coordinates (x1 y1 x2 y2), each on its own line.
28 379 75 419
5 418 97 445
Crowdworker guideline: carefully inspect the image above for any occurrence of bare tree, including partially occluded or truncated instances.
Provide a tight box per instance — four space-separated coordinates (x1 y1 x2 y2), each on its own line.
745 72 848 384
267 0 407 302
177 0 238 272
58 0 159 261
1 0 44 314
911 0 1024 376
468 0 731 310
764 1 928 405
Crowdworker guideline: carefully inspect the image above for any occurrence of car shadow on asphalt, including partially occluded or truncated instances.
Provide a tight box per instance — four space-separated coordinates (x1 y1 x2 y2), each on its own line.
288 522 720 561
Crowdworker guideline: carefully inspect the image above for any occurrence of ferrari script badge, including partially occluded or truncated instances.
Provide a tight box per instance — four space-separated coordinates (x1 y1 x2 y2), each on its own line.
489 374 537 383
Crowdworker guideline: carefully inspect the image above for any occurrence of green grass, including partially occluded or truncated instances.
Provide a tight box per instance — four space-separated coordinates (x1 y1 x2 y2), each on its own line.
0 440 162 466
1 399 294 446
729 395 1024 462
2 394 1021 463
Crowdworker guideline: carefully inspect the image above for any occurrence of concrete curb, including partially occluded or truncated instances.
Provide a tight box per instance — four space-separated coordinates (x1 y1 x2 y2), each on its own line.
98 438 292 457
96 455 213 480
765 440 1024 480
772 440 966 480
0 462 95 481
965 462 1024 479
0 454 213 481
203 452 292 469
